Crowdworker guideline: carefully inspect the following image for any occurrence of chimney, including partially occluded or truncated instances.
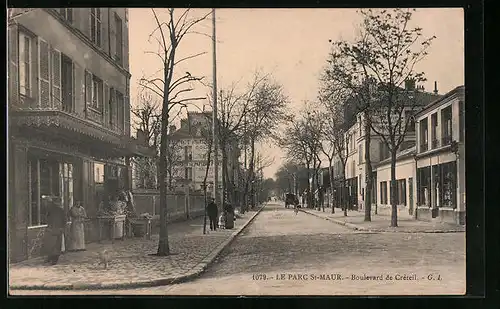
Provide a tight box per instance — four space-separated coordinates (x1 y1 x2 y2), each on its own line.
136 129 147 145
405 79 416 91
433 81 438 94
169 125 176 134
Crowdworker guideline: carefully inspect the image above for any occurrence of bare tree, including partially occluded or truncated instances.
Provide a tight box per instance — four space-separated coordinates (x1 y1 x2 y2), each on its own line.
278 104 322 209
242 74 290 212
207 72 273 209
328 9 436 226
140 8 210 256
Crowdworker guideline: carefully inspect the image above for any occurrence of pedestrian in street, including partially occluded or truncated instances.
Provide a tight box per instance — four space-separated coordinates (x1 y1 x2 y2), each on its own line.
68 201 87 252
42 196 66 265
207 197 218 231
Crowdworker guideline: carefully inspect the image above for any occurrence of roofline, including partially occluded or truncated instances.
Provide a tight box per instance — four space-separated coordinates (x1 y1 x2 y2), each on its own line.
414 85 465 117
374 147 417 168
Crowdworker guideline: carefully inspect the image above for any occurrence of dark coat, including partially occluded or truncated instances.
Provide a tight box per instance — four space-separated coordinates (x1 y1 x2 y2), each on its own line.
207 202 218 217
42 206 66 256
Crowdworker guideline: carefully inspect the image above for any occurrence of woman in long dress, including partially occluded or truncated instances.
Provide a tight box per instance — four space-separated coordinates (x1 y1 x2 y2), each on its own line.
69 201 87 251
42 197 66 265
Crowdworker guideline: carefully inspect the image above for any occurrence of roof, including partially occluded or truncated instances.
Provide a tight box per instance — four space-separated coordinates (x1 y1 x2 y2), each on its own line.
414 85 465 118
344 87 442 128
375 146 416 168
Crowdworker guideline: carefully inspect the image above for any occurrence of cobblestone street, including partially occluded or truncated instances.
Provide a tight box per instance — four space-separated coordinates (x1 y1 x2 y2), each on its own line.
9 211 257 290
12 202 466 295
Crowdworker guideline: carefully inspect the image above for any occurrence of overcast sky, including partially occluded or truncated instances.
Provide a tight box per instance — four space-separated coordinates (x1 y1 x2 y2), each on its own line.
128 8 464 179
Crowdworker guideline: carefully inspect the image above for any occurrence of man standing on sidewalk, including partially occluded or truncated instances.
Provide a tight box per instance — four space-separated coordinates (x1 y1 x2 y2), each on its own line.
207 197 218 231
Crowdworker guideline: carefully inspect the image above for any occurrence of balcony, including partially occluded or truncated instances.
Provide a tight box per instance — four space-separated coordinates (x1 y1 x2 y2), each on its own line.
420 143 428 153
441 135 452 146
9 98 154 158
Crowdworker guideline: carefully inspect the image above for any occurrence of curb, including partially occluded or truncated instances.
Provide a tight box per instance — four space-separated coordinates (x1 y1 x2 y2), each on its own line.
9 205 266 291
299 208 465 234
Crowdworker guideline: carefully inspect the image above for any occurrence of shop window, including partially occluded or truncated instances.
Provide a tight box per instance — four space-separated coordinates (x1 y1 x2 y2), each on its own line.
395 179 407 206
380 181 388 205
28 158 71 227
417 167 431 206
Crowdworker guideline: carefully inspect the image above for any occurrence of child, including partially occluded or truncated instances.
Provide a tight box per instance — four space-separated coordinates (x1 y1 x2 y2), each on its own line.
218 212 226 229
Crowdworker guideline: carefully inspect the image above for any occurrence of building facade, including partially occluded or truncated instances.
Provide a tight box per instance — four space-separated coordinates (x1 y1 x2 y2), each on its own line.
168 112 240 199
8 8 151 262
414 86 465 224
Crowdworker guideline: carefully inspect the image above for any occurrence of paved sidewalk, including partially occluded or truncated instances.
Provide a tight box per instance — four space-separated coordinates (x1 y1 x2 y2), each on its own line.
300 207 465 233
9 206 264 290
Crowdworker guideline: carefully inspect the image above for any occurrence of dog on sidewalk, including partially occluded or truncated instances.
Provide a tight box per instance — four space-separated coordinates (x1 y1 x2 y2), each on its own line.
97 248 112 270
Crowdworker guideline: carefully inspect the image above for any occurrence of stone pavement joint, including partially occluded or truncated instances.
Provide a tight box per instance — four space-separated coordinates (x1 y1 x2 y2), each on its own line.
299 208 465 233
9 205 265 291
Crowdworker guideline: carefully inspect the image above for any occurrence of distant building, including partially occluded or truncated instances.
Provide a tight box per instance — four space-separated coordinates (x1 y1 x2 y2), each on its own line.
168 112 240 198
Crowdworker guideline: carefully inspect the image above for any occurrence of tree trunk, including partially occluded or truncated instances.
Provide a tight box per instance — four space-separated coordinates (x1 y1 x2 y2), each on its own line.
157 110 170 256
329 161 335 214
306 161 312 208
249 139 256 209
390 149 398 227
364 115 373 222
202 139 212 235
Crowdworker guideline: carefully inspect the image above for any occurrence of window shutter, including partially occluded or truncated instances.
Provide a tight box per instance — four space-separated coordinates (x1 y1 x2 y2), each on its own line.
84 70 92 112
50 48 62 109
101 8 110 55
73 61 84 116
103 82 110 127
123 23 129 69
81 8 90 38
124 94 130 135
8 26 19 106
38 37 50 108
109 9 116 59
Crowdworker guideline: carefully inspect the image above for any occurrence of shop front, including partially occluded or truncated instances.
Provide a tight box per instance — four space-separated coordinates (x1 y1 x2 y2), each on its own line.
415 150 463 225
8 116 153 262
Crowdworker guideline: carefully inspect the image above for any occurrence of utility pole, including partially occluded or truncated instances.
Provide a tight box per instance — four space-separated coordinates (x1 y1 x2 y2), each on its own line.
212 8 220 208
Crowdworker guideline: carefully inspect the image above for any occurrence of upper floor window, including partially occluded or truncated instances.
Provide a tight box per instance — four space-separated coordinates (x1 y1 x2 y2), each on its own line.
184 145 193 161
441 106 452 145
358 144 363 163
431 113 438 149
114 13 123 65
85 71 103 111
379 142 390 161
19 31 33 97
90 8 101 47
59 8 73 23
419 117 428 152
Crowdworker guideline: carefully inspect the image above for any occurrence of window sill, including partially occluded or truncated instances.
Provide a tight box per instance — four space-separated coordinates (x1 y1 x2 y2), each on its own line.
87 106 103 114
28 225 48 229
